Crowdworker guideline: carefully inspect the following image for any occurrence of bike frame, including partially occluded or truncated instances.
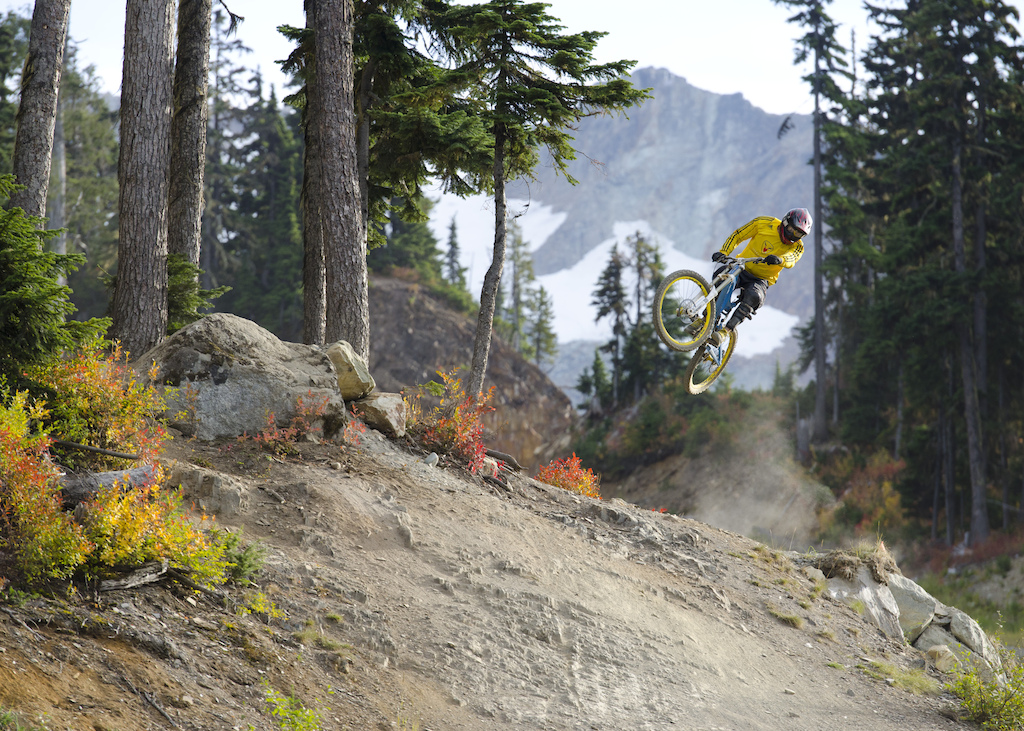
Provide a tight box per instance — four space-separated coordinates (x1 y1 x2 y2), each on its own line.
686 256 763 324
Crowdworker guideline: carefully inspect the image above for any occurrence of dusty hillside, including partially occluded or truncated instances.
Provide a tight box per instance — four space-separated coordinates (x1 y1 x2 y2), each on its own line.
0 429 968 731
603 398 827 550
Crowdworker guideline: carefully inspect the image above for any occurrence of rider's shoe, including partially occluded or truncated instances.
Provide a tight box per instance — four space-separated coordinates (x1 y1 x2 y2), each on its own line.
708 328 728 348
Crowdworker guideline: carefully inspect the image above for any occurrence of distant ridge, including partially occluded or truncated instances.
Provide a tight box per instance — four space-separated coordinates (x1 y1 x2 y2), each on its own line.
509 66 815 318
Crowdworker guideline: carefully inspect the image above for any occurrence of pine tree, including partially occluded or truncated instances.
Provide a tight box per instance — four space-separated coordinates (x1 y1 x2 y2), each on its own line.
0 174 105 385
8 0 70 219
444 216 466 288
109 0 175 356
216 86 304 340
57 46 120 320
428 0 649 397
526 285 557 369
592 243 628 406
773 0 849 443
0 11 31 175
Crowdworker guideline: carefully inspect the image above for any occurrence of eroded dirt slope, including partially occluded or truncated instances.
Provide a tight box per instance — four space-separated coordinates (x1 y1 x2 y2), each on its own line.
0 431 965 730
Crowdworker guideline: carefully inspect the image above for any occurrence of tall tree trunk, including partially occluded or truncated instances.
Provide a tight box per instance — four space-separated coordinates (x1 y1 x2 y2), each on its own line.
812 38 828 443
894 364 903 461
942 359 956 546
951 141 989 545
109 0 175 356
974 98 988 408
168 0 212 268
468 123 508 398
8 0 70 218
312 0 367 358
48 51 66 283
301 57 326 345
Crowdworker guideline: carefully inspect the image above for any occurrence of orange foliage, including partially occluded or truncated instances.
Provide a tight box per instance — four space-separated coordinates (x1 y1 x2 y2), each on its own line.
410 370 494 473
536 453 601 499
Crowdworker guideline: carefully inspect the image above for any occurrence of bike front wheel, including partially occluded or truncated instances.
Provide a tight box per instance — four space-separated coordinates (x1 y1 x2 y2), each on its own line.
685 328 737 395
654 270 714 352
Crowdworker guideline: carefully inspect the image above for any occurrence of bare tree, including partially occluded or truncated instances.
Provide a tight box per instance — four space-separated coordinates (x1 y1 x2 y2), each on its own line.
168 0 212 268
109 0 175 356
311 0 366 358
8 0 70 218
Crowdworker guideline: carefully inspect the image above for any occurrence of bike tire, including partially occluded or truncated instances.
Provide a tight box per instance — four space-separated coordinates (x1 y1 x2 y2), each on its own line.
685 328 737 395
653 270 714 352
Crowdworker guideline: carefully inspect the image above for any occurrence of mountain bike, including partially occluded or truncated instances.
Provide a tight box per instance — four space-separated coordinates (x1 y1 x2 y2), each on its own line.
653 256 768 395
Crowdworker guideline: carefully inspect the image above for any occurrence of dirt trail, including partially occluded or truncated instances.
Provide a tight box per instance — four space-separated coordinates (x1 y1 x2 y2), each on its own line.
0 430 966 730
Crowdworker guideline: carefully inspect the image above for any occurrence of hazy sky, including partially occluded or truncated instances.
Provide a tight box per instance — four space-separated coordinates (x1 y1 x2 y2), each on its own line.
7 0 1020 116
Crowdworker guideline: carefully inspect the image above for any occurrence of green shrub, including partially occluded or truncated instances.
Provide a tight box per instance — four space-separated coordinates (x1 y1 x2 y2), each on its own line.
218 528 267 583
0 174 107 387
264 682 322 730
949 644 1024 730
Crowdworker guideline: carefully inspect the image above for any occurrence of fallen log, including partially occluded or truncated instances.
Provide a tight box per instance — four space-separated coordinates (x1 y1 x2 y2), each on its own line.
59 465 160 509
485 449 523 472
98 560 169 592
51 439 141 461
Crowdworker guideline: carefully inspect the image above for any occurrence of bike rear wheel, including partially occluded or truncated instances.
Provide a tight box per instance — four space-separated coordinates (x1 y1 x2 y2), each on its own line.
685 328 737 395
654 270 714 352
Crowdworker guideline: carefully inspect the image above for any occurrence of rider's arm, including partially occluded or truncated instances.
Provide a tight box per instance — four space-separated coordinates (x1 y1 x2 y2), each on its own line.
780 240 804 268
719 218 765 256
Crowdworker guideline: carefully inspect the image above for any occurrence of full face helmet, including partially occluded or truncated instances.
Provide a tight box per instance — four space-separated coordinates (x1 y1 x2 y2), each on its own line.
780 208 812 243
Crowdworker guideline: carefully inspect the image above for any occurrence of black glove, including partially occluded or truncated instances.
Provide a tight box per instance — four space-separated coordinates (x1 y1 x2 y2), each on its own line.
764 254 782 266
711 251 726 263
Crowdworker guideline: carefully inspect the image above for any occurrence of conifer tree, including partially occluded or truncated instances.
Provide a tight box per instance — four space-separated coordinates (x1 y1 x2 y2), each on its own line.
773 0 848 443
0 11 31 175
58 47 120 319
592 243 628 406
109 0 175 356
8 0 70 218
526 285 557 369
202 8 252 291
444 216 466 288
428 0 649 398
217 86 304 340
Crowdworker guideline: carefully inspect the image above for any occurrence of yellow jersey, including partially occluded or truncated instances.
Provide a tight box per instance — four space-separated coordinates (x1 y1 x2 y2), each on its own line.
718 216 804 285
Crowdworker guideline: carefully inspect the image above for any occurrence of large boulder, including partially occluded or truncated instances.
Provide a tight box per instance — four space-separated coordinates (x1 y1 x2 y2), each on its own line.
887 573 937 644
140 314 346 441
825 564 903 639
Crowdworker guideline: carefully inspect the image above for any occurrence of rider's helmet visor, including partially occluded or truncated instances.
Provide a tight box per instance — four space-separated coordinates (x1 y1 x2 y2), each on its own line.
784 222 806 242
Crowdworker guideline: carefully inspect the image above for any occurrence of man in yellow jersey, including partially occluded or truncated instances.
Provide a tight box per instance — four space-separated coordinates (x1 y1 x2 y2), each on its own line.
707 208 811 344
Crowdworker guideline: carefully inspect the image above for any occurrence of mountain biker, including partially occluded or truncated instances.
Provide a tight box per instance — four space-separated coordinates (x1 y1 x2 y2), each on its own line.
707 208 811 345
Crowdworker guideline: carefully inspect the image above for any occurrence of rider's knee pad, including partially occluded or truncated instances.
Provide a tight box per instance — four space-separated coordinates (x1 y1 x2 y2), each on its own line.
726 301 755 330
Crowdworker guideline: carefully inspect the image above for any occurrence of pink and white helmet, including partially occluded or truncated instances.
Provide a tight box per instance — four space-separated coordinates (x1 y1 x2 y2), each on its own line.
781 208 812 243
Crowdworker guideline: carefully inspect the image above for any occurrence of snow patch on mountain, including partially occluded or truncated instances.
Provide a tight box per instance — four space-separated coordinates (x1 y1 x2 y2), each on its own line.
428 189 796 358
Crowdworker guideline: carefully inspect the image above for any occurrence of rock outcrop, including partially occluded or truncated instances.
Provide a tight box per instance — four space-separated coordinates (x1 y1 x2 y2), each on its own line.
803 548 1001 678
141 313 347 440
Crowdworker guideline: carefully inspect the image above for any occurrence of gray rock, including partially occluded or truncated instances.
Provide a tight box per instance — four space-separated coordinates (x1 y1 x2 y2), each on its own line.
949 607 1001 672
924 645 957 673
163 461 249 517
887 573 937 644
355 392 406 438
914 621 1000 680
141 313 346 441
327 340 375 400
826 565 903 639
